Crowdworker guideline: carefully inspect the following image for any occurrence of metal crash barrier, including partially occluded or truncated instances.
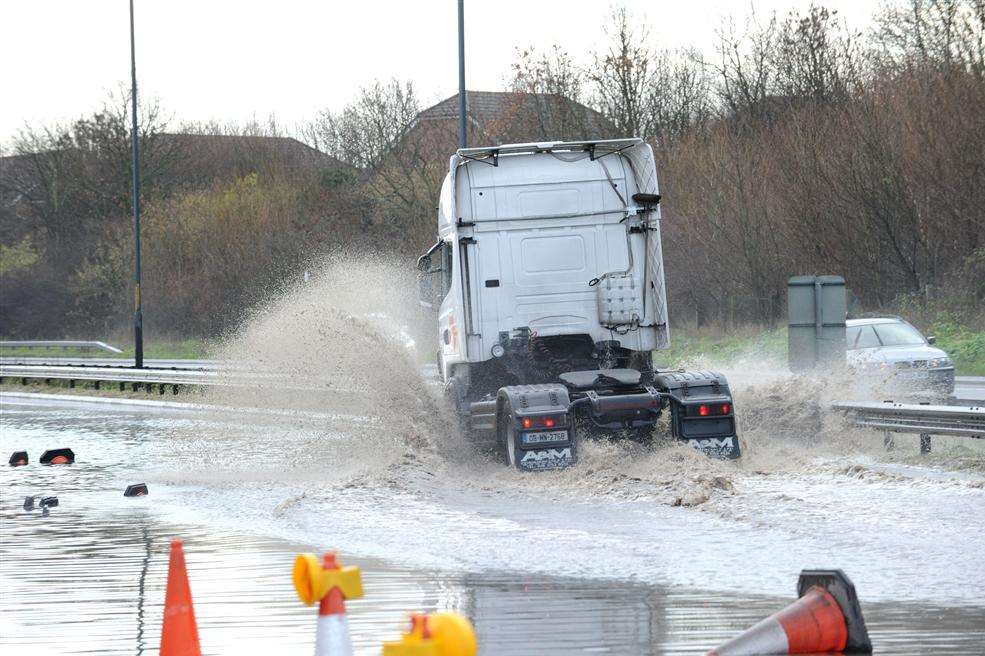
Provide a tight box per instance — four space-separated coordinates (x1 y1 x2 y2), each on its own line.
0 363 218 395
833 400 985 453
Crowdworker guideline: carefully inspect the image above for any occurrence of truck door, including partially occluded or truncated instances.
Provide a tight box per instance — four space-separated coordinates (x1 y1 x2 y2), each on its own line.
472 233 502 341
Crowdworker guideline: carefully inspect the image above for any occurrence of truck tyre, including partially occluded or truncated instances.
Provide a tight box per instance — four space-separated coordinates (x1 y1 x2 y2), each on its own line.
499 398 519 467
445 374 472 435
506 423 519 468
496 399 517 469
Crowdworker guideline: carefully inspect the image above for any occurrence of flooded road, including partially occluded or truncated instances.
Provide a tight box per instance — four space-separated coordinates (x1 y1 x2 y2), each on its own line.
2 392 985 655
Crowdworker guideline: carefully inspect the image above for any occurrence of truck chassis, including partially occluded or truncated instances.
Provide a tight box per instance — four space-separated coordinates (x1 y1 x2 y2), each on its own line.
447 340 740 471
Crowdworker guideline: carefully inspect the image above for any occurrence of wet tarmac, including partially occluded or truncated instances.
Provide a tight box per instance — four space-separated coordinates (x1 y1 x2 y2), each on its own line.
2 392 985 655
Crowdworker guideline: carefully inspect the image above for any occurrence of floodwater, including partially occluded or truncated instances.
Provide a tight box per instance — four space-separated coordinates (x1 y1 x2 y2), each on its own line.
3 392 985 655
4 259 985 653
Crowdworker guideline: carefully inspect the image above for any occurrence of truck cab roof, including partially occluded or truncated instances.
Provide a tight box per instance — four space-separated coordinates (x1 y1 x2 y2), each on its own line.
456 138 644 161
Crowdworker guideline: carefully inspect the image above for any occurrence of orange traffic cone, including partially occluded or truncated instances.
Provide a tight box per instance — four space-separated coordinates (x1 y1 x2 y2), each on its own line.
160 539 201 656
708 570 871 655
293 552 364 656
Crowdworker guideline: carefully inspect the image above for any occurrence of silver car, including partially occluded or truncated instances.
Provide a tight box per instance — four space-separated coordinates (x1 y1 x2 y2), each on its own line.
846 317 955 397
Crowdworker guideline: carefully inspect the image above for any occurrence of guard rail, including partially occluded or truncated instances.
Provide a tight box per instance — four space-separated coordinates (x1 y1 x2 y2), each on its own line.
832 400 985 453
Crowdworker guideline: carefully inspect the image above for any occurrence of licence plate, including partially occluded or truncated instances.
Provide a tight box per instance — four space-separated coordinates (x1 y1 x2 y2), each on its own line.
520 430 569 445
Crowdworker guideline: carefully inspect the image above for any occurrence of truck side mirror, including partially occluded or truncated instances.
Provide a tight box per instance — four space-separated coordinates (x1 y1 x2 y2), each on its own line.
927 335 936 344
417 242 442 308
418 241 442 273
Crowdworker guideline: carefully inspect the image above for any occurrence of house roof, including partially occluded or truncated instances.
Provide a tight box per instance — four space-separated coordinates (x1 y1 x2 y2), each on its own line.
418 91 524 121
416 91 615 140
158 133 348 173
0 134 351 202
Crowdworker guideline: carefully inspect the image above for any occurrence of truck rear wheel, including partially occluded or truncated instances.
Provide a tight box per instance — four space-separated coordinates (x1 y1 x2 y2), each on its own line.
498 399 519 467
506 425 519 467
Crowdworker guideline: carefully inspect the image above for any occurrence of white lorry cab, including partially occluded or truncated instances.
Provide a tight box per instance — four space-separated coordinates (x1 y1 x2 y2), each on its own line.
418 139 739 470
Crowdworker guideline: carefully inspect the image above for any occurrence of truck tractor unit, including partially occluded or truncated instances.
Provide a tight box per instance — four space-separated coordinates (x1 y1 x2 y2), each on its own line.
417 139 740 471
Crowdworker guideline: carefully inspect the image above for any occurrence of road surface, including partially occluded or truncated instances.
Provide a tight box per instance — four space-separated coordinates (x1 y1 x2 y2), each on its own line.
2 391 984 654
955 375 985 402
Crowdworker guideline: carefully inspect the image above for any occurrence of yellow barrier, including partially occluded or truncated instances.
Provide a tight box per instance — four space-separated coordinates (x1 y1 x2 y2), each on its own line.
292 551 475 656
382 612 477 656
293 553 364 606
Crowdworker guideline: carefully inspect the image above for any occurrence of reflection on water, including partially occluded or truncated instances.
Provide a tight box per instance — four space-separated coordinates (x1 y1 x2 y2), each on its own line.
2 394 985 655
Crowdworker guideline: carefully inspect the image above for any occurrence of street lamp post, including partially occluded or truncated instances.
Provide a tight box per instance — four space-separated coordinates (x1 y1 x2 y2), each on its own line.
129 0 144 368
458 0 467 149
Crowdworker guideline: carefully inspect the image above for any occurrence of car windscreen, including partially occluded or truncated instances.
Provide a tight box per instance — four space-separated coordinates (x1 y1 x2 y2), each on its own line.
872 322 926 347
847 325 880 348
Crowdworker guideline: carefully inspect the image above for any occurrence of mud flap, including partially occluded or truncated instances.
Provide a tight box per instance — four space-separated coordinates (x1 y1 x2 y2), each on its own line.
515 442 576 471
685 435 741 459
656 371 741 460
498 384 577 472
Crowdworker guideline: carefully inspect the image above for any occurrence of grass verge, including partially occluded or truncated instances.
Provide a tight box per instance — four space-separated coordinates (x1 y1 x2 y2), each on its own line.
0 339 211 360
657 327 786 368
929 322 985 376
661 323 985 376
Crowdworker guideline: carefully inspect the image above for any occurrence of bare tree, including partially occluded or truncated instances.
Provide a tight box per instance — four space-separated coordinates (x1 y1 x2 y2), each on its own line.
304 79 419 171
649 48 714 143
511 45 586 100
876 0 985 77
508 45 605 140
708 13 779 123
1 91 181 335
5 91 178 264
304 79 445 252
588 7 656 137
772 6 863 103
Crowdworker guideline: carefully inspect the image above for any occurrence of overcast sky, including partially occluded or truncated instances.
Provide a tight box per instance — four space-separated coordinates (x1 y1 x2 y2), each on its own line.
1 0 881 146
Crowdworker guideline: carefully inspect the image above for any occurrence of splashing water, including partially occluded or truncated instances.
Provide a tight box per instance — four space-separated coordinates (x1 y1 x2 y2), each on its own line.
179 255 460 486
155 254 983 513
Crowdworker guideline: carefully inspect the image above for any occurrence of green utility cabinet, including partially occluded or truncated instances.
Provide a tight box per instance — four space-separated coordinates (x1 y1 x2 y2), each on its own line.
788 275 847 371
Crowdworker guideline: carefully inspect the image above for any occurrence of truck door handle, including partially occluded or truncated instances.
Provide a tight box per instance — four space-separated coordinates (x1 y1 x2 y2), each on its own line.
443 329 451 344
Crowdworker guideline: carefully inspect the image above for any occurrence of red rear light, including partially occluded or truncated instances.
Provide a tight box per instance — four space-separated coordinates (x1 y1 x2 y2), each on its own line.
697 404 710 416
521 417 533 429
720 403 731 415
544 417 556 428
